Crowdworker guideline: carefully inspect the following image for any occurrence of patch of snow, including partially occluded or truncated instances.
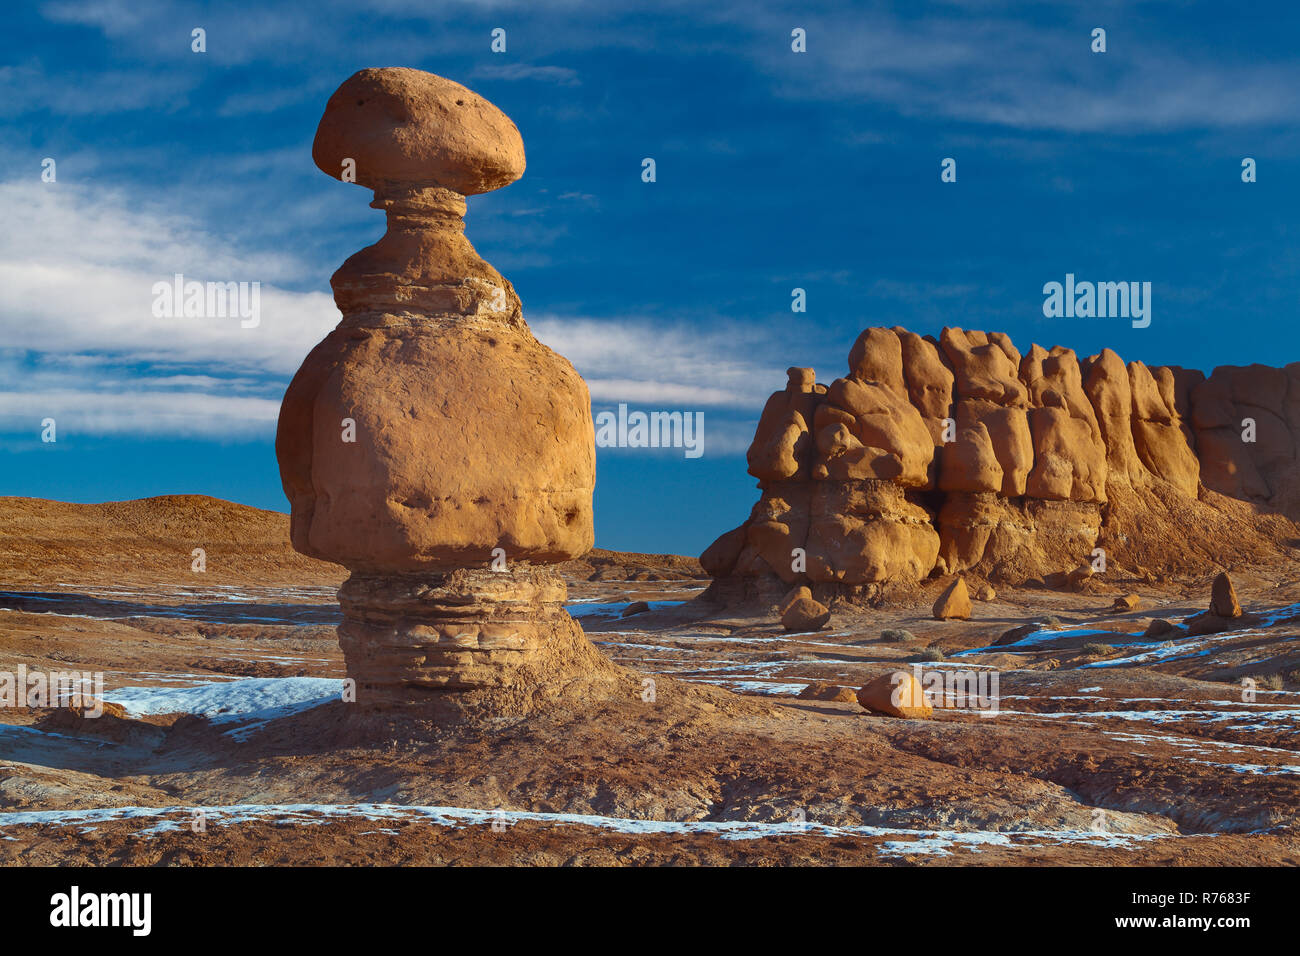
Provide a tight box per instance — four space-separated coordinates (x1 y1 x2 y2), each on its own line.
689 680 810 696
103 677 341 739
1188 760 1300 776
566 601 684 618
0 802 1178 857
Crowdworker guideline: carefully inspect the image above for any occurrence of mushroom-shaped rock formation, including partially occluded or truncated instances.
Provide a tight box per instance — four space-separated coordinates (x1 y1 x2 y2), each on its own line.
702 325 1300 606
277 68 616 711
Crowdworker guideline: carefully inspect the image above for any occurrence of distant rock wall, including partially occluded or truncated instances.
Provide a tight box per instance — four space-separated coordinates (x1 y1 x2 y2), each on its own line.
702 326 1300 603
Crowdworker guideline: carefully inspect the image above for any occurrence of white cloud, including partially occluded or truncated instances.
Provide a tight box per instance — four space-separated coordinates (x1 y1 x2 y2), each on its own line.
0 177 781 440
0 62 197 117
0 177 338 436
594 416 754 458
745 10 1300 133
36 1 1300 133
530 315 782 411
39 0 150 34
0 389 280 438
0 179 338 377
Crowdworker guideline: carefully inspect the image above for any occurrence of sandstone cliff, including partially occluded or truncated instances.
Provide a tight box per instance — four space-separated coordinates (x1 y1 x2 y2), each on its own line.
702 326 1300 603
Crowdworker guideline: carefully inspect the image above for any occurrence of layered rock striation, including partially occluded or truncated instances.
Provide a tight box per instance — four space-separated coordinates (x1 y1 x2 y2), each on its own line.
277 68 617 710
703 326 1300 604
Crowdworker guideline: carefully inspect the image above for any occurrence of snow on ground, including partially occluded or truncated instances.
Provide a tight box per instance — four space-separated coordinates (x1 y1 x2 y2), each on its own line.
565 600 685 618
702 680 811 696
998 707 1300 732
0 802 1179 857
1188 760 1300 776
1083 632 1253 668
103 677 342 739
956 601 1300 665
0 724 97 743
953 626 1140 655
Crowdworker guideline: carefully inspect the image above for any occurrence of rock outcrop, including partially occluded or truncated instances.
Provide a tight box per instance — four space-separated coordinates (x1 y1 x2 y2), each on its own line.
1187 572 1258 636
932 577 971 620
703 326 1300 604
1209 572 1243 619
277 68 618 711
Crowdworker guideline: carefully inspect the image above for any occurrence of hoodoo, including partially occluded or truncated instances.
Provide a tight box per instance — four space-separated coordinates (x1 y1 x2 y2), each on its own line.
276 68 618 712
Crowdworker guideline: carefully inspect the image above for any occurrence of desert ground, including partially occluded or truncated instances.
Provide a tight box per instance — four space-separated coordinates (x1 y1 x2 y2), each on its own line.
0 495 1297 866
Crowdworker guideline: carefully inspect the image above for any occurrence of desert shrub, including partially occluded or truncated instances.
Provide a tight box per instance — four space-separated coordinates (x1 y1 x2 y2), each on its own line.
1039 615 1064 628
880 628 915 643
908 647 946 662
1081 642 1115 657
1255 673 1284 691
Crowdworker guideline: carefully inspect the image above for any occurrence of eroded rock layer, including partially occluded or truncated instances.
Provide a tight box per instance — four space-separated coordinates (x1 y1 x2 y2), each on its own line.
703 326 1300 600
337 568 618 710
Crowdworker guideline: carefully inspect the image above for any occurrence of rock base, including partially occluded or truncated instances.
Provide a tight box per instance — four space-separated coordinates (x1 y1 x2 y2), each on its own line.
337 566 621 713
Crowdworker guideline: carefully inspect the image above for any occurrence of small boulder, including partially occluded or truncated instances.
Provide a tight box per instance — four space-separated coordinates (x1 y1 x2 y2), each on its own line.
1185 611 1231 636
1142 618 1180 639
71 699 127 720
856 670 933 719
1047 565 1095 591
1066 564 1095 591
39 699 138 744
798 682 857 703
621 600 651 617
779 586 831 632
1111 593 1141 613
932 577 971 620
1210 572 1242 618
993 623 1039 646
975 583 996 602
1185 608 1260 636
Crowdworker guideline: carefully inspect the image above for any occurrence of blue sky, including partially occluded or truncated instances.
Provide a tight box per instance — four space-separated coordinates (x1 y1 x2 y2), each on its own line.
2 0 1298 554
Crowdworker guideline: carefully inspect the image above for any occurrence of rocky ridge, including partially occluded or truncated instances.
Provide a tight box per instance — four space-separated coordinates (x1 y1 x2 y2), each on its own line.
702 326 1300 604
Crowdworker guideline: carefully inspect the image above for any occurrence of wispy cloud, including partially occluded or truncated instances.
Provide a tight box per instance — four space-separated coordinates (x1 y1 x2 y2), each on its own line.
744 9 1300 133
0 62 197 116
531 315 782 412
471 63 580 86
0 176 785 439
0 177 336 435
0 387 280 438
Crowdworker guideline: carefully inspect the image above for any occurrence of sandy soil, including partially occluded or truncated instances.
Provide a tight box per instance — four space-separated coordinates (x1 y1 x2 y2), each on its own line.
0 495 1297 865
